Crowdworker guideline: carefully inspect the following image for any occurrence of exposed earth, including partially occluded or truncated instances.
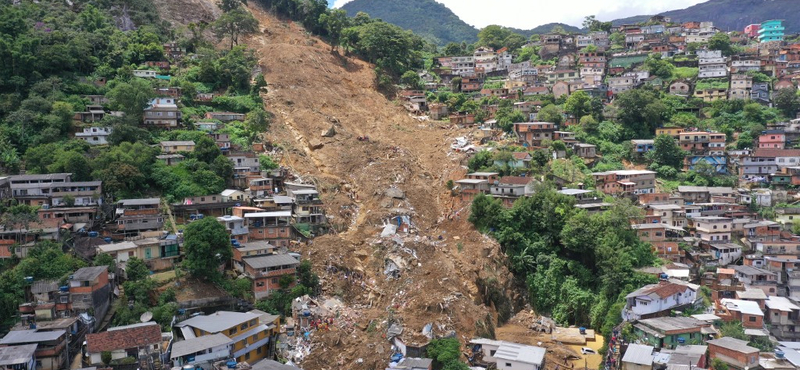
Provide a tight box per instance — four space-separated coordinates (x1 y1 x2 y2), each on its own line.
150 1 585 369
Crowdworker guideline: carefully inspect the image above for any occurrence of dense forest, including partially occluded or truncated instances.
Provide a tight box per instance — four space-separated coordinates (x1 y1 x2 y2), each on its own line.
469 188 657 337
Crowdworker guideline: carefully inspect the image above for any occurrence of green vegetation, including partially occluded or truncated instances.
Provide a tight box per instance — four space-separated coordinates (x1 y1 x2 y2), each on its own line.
672 67 698 80
427 338 465 370
695 79 729 91
469 188 657 333
255 260 320 316
182 217 233 281
0 242 87 329
341 0 479 45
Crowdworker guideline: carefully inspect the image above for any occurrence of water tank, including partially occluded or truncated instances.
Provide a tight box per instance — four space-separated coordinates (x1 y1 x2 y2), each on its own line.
59 286 69 292
103 237 112 243
88 231 99 238
24 277 34 284
226 360 237 369
776 349 785 359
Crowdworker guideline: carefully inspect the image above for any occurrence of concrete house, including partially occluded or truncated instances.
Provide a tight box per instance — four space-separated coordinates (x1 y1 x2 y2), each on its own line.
244 211 292 248
231 241 276 273
159 141 195 154
514 122 556 147
75 127 112 145
0 330 67 370
0 344 37 370
592 170 657 195
143 98 180 128
243 254 300 299
69 266 112 330
114 198 164 237
707 337 759 370
632 317 713 349
765 296 800 341
622 344 654 370
469 338 545 370
85 322 163 366
719 298 764 329
175 311 276 364
170 333 232 368
623 282 697 321
692 216 732 242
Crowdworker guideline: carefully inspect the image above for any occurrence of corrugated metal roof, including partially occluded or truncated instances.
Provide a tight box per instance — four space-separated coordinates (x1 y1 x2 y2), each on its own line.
623 344 654 366
170 333 232 359
176 311 260 334
244 254 300 269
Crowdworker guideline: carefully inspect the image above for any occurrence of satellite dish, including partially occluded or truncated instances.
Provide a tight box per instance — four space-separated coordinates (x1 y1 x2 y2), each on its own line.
140 311 153 323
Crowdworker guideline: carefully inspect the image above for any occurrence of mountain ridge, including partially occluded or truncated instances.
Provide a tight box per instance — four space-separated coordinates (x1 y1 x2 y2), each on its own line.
340 0 581 45
341 0 798 46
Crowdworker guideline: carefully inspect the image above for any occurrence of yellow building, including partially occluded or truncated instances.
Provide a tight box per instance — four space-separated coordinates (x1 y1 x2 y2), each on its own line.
693 88 728 102
174 310 279 364
655 127 684 139
159 140 196 154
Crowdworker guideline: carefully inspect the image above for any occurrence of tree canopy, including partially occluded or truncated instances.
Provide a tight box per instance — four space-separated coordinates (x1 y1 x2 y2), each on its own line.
183 216 232 280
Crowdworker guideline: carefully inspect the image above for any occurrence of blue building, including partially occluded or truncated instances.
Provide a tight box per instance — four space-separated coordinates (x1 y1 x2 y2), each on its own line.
632 139 655 155
685 156 728 174
758 20 785 43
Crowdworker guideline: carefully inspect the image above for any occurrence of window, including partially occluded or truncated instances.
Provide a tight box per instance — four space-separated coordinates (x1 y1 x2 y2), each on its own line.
272 278 278 284
240 323 248 330
506 363 512 368
749 316 757 322
257 346 262 354
230 327 237 335
245 352 250 361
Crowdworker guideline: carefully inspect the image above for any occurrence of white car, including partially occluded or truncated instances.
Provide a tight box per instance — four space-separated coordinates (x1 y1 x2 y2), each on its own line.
581 347 597 355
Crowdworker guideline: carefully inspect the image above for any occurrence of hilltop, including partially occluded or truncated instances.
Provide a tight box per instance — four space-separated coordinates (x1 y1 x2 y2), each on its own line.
341 0 479 44
341 0 799 47
613 0 800 33
340 0 581 45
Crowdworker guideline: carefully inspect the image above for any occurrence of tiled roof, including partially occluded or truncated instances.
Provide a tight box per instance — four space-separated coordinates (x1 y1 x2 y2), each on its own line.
499 176 534 185
86 322 161 353
753 148 800 158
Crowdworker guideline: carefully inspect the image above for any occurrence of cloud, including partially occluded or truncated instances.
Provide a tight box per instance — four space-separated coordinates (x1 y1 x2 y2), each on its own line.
334 0 707 29
332 0 353 8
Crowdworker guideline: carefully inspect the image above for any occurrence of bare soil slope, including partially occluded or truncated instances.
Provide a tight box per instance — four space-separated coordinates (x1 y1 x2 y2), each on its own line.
242 7 517 368
157 2 518 369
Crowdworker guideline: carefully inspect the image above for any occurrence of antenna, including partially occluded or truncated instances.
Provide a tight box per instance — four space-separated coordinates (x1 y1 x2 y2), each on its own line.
140 311 153 323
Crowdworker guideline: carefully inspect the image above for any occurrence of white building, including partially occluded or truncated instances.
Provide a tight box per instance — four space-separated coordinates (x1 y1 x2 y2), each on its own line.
75 127 112 145
708 243 742 266
133 70 157 78
622 282 698 321
693 216 732 242
469 338 545 370
170 333 233 368
697 50 728 79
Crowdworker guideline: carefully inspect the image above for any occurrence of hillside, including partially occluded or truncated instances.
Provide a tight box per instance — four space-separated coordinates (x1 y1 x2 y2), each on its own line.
612 0 800 33
341 0 479 45
243 4 522 368
341 0 582 45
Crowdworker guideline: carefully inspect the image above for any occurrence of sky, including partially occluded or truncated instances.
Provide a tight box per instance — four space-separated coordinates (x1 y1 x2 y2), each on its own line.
329 0 708 29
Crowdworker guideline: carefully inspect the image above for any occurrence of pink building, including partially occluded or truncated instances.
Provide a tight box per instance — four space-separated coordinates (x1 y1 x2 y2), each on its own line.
744 24 761 38
759 130 786 149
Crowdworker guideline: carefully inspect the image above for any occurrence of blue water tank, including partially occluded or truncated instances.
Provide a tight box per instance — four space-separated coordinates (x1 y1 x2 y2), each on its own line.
88 231 99 238
59 286 69 292
226 360 237 369
104 237 112 243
